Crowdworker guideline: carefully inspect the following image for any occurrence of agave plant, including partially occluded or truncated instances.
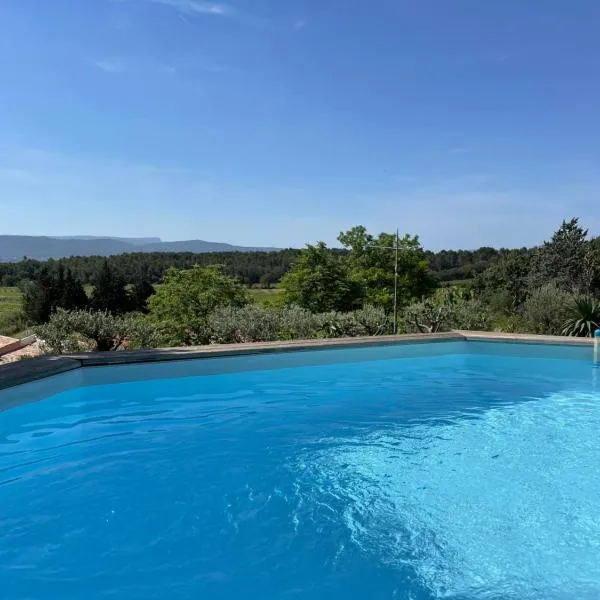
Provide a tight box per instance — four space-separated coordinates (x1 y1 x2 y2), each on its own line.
561 295 600 337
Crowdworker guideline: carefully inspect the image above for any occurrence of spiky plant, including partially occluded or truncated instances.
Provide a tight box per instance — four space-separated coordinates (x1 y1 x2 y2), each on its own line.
561 295 600 337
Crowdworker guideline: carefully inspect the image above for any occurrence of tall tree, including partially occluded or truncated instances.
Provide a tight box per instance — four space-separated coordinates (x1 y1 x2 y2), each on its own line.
148 265 249 345
60 269 89 311
528 218 590 293
90 260 131 314
130 277 155 314
338 226 438 311
280 242 361 313
22 267 56 324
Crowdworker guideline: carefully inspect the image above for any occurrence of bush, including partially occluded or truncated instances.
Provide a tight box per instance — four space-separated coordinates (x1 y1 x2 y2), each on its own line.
208 305 285 344
492 314 533 334
207 305 390 344
522 284 572 335
35 309 165 354
403 294 491 333
318 305 391 338
208 305 321 344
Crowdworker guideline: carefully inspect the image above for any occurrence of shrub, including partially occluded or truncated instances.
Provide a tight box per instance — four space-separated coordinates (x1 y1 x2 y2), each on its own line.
403 295 491 333
522 284 572 335
318 305 391 338
208 304 284 344
562 295 600 337
207 305 390 344
492 314 533 334
35 309 165 354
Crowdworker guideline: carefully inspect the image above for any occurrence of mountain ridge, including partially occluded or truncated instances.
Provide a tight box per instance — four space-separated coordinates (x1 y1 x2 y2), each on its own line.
0 235 279 262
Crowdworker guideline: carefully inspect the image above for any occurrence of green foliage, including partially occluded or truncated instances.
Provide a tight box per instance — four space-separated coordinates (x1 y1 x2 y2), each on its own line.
403 289 491 333
473 250 531 313
0 286 25 336
0 251 300 288
208 304 390 344
338 226 438 311
280 242 360 313
561 296 600 337
528 218 594 294
318 305 391 338
492 314 533 334
22 266 88 324
130 278 155 314
90 260 131 314
522 284 572 335
35 309 164 354
148 265 249 345
208 304 318 344
0 311 26 337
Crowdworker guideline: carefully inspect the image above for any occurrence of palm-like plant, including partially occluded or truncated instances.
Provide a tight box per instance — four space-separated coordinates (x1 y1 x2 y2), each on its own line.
562 295 600 337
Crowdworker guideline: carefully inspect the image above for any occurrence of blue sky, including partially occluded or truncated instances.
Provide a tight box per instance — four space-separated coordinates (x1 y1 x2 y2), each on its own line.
1 0 599 249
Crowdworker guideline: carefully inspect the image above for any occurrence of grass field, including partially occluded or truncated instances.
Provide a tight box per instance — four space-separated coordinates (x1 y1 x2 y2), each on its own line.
0 287 25 337
247 287 285 308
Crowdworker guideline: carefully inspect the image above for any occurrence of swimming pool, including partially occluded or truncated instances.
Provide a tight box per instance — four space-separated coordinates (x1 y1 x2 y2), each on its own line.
1 340 599 599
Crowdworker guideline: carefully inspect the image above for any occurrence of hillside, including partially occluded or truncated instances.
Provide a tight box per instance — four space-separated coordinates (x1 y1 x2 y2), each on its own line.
0 235 278 261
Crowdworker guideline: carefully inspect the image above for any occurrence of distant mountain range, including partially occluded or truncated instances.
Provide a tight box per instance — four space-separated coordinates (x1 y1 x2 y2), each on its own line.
0 235 278 262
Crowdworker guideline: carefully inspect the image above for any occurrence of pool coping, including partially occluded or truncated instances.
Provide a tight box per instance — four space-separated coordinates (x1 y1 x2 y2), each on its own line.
0 331 594 391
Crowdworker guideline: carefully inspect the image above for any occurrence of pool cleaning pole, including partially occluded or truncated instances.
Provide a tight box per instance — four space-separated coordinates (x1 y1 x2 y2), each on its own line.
594 329 600 366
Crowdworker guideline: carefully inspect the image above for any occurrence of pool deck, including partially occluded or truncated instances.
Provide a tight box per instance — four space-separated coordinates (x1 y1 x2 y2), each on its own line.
0 331 594 391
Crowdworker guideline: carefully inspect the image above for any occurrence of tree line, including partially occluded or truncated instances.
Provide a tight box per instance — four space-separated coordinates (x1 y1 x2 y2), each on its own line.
1 245 517 289
8 219 600 355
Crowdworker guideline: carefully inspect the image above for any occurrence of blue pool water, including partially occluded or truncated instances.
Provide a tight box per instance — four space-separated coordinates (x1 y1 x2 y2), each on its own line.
1 341 600 599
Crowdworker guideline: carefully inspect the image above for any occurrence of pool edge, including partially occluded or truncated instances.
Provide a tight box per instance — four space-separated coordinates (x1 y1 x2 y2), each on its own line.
0 331 594 391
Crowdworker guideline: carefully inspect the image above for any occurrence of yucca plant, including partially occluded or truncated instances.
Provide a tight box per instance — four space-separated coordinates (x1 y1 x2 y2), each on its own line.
561 295 600 337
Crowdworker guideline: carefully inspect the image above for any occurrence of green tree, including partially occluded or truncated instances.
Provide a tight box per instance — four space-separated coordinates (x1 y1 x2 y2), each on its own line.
280 242 360 313
474 250 531 314
338 226 437 311
528 218 591 293
60 269 89 311
148 265 249 345
130 277 155 314
90 260 131 314
22 267 56 324
21 266 88 324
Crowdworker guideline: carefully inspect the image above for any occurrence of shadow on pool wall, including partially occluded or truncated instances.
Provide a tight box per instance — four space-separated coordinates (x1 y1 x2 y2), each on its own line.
0 331 594 411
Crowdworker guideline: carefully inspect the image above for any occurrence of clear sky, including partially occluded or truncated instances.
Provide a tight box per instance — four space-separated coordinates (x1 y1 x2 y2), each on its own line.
1 0 599 250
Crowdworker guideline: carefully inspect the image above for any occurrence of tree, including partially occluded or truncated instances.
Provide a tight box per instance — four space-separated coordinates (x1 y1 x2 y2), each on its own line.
21 266 88 324
90 260 131 314
473 250 531 313
528 218 590 293
60 269 89 311
338 226 437 311
130 277 155 314
280 242 361 313
147 265 249 345
22 267 56 324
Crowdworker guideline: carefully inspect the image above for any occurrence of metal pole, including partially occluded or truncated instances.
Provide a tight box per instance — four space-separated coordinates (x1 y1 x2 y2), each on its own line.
393 228 399 334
